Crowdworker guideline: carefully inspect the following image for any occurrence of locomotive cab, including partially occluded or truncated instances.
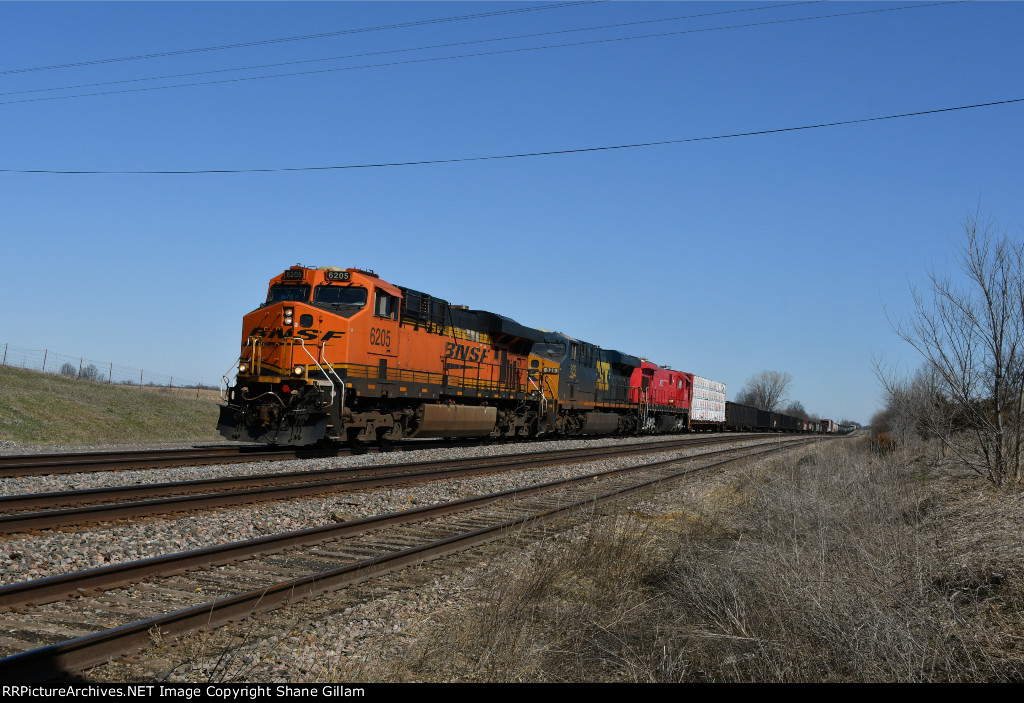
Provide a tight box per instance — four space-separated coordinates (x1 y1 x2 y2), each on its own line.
220 266 399 444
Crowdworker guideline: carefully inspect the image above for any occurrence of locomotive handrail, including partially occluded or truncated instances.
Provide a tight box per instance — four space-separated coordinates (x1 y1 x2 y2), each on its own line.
219 356 242 403
250 336 263 375
221 336 264 402
290 337 345 411
527 372 548 418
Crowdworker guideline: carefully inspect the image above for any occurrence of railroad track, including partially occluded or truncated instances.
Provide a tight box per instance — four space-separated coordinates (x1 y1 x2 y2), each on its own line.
0 436 818 681
0 437 488 477
0 445 317 477
0 435 755 532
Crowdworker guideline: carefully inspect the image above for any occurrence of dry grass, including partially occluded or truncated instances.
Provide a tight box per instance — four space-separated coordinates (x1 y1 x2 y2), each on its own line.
664 443 1018 682
375 440 1024 682
377 514 668 682
126 385 223 403
0 365 224 444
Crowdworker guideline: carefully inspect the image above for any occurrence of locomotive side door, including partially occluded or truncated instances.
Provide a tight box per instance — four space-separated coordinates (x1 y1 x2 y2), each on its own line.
566 341 580 406
367 287 400 381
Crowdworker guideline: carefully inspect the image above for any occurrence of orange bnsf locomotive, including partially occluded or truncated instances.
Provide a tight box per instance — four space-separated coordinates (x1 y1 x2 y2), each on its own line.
217 265 710 445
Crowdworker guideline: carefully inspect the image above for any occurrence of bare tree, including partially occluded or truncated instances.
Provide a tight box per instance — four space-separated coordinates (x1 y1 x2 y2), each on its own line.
735 370 793 411
885 213 1024 486
875 363 952 459
781 399 809 419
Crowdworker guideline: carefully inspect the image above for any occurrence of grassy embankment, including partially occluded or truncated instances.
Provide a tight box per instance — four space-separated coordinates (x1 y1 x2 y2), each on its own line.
364 438 1024 682
0 365 224 445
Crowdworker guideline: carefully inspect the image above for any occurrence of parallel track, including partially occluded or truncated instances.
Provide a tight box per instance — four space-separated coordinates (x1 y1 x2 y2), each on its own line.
0 437 489 477
0 445 321 477
0 435 751 532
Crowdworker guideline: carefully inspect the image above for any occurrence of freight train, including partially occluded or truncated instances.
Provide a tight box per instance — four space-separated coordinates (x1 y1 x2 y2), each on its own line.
217 266 840 446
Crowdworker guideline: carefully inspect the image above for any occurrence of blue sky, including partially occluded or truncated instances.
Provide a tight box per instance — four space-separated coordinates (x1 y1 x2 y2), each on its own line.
2 1 1022 424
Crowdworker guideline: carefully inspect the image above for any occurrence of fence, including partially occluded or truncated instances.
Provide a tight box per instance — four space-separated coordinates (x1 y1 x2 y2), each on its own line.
0 342 214 390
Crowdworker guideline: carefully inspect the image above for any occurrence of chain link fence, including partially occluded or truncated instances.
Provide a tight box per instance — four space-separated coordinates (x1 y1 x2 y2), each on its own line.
0 342 215 391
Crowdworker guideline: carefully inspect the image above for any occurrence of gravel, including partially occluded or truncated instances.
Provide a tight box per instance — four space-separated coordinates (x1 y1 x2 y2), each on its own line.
0 434 746 495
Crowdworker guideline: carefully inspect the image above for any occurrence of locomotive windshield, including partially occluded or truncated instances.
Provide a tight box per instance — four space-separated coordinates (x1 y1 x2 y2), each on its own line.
267 284 310 303
535 342 566 359
313 285 368 317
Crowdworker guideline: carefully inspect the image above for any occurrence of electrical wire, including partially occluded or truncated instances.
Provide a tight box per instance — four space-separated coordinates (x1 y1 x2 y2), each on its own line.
0 1 825 98
3 96 1018 175
0 1 601 76
0 1 964 107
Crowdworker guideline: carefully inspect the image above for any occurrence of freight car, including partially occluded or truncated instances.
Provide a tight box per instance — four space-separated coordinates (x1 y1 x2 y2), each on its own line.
690 375 726 431
218 266 827 446
724 402 759 431
724 402 809 433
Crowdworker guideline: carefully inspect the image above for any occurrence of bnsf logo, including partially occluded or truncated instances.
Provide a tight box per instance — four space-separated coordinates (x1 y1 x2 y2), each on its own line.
445 342 491 364
249 327 343 342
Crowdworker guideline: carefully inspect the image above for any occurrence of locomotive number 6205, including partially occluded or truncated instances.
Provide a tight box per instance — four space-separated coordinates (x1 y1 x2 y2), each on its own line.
369 327 391 347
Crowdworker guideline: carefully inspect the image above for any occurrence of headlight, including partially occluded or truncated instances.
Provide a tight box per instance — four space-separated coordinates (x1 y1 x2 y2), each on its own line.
238 362 249 375
283 307 294 325
292 365 305 377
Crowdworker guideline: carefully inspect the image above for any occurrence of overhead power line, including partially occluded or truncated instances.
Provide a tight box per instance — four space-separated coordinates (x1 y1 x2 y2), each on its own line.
0 1 964 107
3 96 1019 175
0 1 825 98
0 1 601 76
